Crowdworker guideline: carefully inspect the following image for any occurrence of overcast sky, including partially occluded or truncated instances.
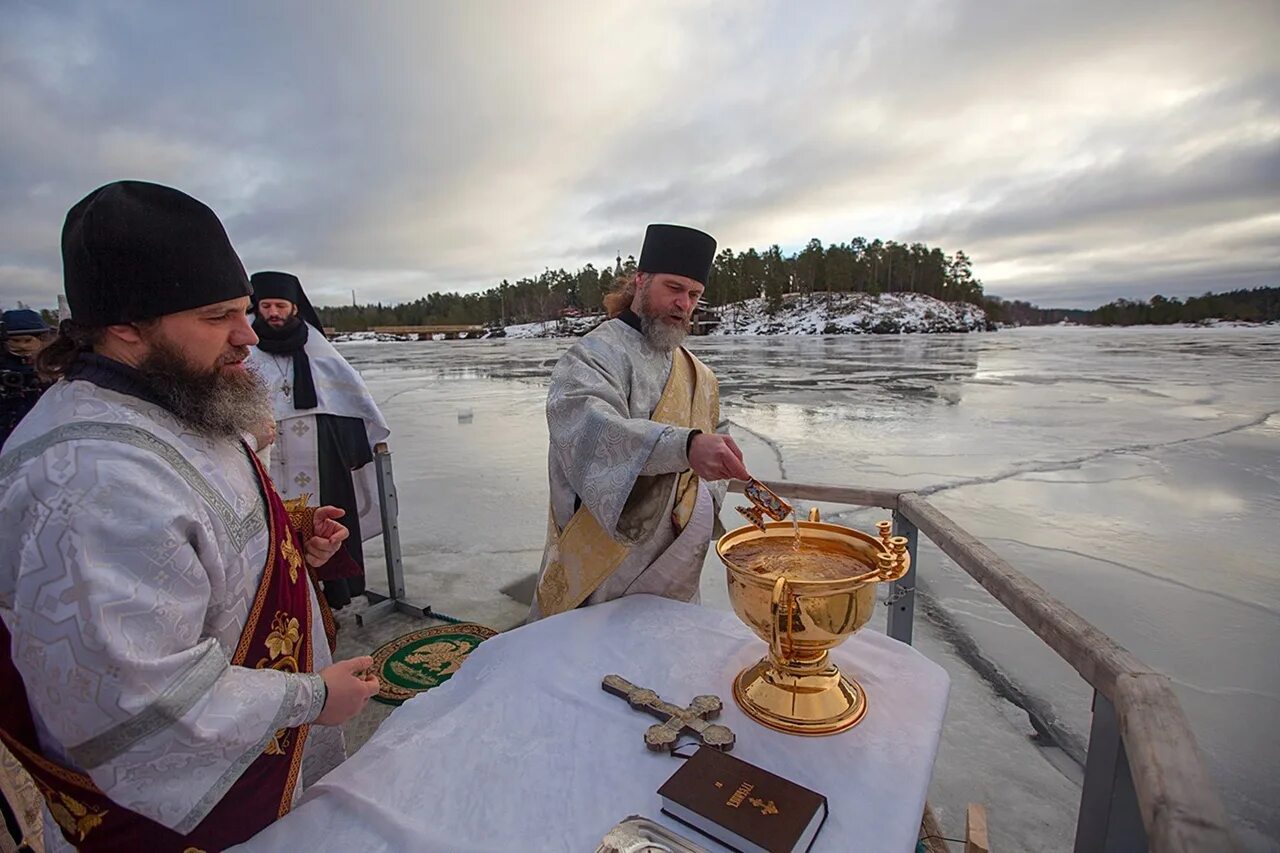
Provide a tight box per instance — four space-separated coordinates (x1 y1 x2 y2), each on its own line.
2 0 1277 310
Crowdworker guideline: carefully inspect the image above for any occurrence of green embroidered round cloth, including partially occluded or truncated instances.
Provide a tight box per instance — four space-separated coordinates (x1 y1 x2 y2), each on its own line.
370 623 497 705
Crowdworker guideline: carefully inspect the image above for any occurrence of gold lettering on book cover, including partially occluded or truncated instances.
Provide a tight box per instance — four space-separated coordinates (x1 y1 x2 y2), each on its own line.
727 781 754 808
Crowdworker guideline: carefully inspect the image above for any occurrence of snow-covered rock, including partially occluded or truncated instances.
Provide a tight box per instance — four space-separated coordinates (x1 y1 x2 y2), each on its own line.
503 314 606 339
710 292 989 335
329 295 990 343
329 330 416 343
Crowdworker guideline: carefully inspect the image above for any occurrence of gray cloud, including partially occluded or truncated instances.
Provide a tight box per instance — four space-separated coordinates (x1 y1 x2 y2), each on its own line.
1 0 1276 311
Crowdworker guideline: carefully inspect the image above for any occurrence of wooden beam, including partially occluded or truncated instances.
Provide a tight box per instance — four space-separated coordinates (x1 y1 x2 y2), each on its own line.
896 492 1149 698
726 478 901 510
1114 673 1238 852
965 804 989 853
919 803 947 853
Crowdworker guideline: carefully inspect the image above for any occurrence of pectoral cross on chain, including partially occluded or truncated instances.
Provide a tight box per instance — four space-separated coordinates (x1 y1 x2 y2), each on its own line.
602 674 735 753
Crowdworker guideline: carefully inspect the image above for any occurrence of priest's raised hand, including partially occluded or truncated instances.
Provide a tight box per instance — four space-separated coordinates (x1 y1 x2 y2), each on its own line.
316 656 381 726
689 432 752 483
305 505 352 567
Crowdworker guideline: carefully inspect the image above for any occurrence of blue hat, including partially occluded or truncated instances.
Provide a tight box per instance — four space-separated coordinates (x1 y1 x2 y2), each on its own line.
2 309 50 335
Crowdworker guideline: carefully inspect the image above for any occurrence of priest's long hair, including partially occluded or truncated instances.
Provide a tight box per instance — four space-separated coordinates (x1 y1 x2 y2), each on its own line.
603 272 649 318
35 320 107 381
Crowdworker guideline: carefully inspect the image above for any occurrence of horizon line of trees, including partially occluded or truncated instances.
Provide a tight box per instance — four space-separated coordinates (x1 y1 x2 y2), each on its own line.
310 237 986 331
986 286 1279 326
14 256 1273 330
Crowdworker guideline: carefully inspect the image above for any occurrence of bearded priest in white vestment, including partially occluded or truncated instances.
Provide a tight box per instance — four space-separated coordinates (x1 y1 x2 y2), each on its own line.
0 181 380 852
245 271 391 610
530 225 753 621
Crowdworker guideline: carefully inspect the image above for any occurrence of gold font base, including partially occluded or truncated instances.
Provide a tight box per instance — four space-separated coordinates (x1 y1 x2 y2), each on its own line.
731 656 867 736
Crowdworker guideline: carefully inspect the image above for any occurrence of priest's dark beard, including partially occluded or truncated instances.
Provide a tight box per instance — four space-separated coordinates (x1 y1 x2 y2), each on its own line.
638 291 691 351
136 338 270 437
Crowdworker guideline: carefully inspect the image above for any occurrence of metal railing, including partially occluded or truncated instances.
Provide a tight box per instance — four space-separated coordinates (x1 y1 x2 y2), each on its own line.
728 479 1238 853
358 442 434 627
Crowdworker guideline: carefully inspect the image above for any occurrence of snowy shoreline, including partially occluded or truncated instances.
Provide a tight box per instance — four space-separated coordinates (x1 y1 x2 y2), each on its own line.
332 292 991 342
329 293 1277 343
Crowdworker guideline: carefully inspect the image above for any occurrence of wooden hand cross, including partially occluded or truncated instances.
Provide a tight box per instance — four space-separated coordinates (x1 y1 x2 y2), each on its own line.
602 674 735 753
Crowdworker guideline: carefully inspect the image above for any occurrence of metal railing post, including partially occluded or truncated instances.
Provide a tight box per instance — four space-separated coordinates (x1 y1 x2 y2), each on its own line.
359 442 431 626
1075 690 1147 852
374 441 406 601
887 509 918 645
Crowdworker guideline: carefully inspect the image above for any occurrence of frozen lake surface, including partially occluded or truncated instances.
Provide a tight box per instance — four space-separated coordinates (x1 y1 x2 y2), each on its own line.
338 325 1279 849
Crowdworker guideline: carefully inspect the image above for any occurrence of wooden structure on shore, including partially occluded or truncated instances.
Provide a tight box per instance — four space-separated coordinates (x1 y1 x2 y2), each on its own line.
692 304 720 335
370 324 485 340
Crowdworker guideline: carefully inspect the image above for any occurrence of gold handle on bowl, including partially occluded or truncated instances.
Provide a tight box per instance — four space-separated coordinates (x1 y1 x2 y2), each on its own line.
770 575 794 662
808 507 820 522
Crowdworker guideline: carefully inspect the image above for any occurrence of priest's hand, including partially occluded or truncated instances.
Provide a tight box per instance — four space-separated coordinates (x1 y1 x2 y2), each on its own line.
316 656 380 725
250 417 277 450
304 506 351 568
689 433 751 482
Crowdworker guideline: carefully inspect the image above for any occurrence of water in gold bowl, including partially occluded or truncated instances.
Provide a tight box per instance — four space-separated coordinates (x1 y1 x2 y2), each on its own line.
717 508 909 735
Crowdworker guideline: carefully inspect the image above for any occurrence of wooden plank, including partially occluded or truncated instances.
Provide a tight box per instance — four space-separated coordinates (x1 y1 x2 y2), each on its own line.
965 803 990 853
726 478 900 510
918 803 948 853
1114 673 1238 852
896 492 1149 698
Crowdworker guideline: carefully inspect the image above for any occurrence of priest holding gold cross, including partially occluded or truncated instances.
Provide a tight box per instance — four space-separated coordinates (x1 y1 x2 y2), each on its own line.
530 224 753 621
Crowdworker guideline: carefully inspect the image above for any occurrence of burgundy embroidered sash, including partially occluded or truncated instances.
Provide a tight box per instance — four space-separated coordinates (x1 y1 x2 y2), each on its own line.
0 444 334 852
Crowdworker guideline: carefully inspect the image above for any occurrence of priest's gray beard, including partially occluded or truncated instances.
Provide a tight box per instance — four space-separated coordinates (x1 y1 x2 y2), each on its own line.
637 291 691 351
137 338 271 438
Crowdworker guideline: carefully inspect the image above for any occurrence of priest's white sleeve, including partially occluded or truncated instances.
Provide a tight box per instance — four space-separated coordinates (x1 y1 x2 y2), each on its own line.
546 340 675 540
3 441 324 834
639 425 695 476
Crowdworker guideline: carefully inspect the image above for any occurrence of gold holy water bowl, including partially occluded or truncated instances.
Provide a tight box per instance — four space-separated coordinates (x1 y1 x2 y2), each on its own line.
717 509 910 736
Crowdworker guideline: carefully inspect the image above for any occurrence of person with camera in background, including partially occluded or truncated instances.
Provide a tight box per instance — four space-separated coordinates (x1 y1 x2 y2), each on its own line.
0 309 53 447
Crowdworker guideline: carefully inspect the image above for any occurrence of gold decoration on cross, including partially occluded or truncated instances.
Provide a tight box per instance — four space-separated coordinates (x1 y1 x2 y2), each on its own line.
602 674 735 753
736 479 794 532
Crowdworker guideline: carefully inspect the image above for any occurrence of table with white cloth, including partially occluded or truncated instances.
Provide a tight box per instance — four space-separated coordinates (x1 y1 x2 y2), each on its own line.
236 595 950 853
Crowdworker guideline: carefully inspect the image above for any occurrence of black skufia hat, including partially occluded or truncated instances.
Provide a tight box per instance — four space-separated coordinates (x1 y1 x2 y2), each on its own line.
249 271 323 330
637 224 717 285
61 180 252 325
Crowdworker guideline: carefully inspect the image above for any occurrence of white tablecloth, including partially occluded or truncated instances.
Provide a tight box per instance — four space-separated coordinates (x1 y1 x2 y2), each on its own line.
235 595 949 852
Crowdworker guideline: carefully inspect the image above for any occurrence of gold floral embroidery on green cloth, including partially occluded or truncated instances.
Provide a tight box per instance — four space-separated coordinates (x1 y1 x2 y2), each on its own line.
369 624 497 705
